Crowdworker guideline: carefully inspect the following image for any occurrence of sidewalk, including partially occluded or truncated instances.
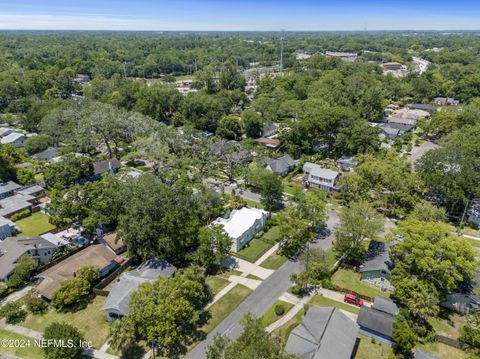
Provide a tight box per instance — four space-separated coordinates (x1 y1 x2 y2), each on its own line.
266 293 313 333
254 243 279 266
0 285 34 308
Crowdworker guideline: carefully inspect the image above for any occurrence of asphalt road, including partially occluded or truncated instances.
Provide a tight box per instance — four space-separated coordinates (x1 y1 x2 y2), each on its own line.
185 208 340 359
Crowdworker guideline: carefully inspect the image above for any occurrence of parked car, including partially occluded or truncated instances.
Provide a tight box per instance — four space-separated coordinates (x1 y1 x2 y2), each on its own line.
344 294 364 307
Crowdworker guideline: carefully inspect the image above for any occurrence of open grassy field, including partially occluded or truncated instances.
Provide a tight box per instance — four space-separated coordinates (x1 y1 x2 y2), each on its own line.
261 300 294 328
331 268 391 299
20 295 109 348
15 212 56 236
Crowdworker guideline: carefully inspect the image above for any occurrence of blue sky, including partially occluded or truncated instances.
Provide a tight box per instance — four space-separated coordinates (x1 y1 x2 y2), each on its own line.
0 0 479 31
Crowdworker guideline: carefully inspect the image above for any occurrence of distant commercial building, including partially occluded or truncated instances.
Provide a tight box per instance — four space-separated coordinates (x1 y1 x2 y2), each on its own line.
325 51 358 61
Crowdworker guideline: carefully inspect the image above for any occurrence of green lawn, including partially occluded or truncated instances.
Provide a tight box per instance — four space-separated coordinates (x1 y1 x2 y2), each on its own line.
464 237 480 248
272 308 304 343
0 328 45 359
244 198 265 209
201 284 252 334
206 276 230 295
261 226 282 244
15 212 56 236
429 311 466 339
20 295 109 348
261 300 294 328
236 238 272 263
353 335 394 359
416 342 467 359
331 268 390 299
309 295 360 314
260 252 288 270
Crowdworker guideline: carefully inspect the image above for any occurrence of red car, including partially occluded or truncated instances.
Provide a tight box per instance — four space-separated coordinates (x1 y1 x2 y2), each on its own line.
343 294 364 307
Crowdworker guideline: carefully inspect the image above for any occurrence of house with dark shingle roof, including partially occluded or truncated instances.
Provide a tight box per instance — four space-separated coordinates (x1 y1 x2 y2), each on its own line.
285 307 359 359
357 306 396 344
265 154 296 176
0 181 21 200
360 240 396 290
372 296 400 316
102 259 176 320
31 147 60 162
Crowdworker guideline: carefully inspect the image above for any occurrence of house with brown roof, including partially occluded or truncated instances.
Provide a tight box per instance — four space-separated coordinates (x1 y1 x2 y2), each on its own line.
254 137 280 149
100 232 126 255
36 244 120 300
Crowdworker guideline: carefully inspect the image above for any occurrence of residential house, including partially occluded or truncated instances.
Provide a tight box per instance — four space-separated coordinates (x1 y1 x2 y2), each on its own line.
74 74 91 84
0 194 37 218
0 236 58 282
434 97 459 106
264 154 296 176
285 307 359 359
91 158 122 181
31 147 60 162
360 240 396 290
379 122 415 140
387 108 430 126
0 216 15 240
36 244 121 300
409 103 437 112
17 185 45 198
0 127 14 138
0 181 21 200
102 259 176 320
0 132 26 147
408 141 440 165
441 293 480 315
336 156 358 172
100 232 126 255
262 122 279 137
254 137 280 150
357 306 396 344
325 51 358 61
468 199 480 227
302 163 340 193
372 296 400 316
383 62 404 71
213 207 269 252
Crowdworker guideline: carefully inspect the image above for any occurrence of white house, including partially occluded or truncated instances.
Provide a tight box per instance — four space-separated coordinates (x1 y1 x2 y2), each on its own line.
302 162 340 193
213 207 269 252
0 132 26 147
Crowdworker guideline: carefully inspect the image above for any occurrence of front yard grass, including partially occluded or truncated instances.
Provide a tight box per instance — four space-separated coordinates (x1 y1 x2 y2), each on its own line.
201 284 252 334
260 252 288 270
309 295 360 314
331 268 391 299
0 328 45 359
261 300 294 328
261 226 282 244
206 276 230 295
352 335 393 359
15 212 56 236
236 238 272 263
272 308 304 343
416 342 467 359
20 295 109 349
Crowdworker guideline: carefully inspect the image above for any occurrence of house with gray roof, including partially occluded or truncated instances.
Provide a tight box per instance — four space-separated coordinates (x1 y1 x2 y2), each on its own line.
409 103 437 112
31 147 60 161
102 259 176 320
285 307 359 359
415 349 440 359
357 306 396 344
372 296 400 316
0 236 58 282
360 240 396 290
0 181 21 200
302 163 340 193
0 127 14 138
0 193 36 218
0 132 26 147
0 216 15 240
265 154 296 176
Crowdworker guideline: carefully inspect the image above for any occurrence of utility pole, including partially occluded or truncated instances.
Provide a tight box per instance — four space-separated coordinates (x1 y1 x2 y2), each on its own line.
280 30 285 76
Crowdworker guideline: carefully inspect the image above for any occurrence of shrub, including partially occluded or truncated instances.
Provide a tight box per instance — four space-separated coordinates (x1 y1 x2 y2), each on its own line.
52 277 90 309
25 293 48 314
10 209 32 221
76 266 100 286
274 303 285 316
0 282 9 298
0 302 27 324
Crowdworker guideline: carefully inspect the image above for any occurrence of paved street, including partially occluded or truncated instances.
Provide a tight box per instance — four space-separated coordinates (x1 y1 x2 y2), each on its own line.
185 209 340 359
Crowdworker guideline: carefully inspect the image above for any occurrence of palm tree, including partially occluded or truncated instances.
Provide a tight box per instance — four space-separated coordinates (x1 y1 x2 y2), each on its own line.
108 317 136 356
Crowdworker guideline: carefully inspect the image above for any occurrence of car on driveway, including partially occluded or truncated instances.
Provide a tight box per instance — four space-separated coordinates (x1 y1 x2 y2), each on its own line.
344 294 364 307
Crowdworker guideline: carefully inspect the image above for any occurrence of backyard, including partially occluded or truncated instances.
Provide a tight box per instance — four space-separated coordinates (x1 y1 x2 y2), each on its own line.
353 335 394 359
19 295 109 349
15 212 56 236
331 268 391 299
